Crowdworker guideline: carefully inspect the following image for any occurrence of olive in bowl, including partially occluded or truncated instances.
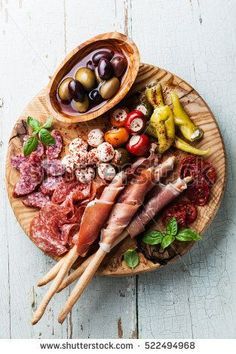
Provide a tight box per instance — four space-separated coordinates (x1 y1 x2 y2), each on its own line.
58 77 73 103
75 67 96 91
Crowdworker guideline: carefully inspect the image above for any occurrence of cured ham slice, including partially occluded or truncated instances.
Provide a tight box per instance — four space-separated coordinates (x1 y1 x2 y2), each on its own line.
127 177 189 238
100 157 175 247
75 172 125 256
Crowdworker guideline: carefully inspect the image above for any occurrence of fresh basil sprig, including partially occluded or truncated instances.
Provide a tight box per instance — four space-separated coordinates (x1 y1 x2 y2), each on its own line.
124 249 140 269
23 136 38 156
142 230 163 245
142 217 201 250
23 116 55 156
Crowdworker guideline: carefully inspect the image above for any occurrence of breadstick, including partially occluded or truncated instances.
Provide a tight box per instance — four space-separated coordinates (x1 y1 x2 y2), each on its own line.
32 246 78 325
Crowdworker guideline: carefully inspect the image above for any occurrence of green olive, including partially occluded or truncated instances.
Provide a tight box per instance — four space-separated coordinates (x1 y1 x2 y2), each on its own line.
75 67 96 91
58 77 73 102
99 77 120 100
71 95 89 113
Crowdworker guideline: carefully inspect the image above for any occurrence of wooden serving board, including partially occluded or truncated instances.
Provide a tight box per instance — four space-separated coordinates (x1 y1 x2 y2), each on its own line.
6 63 226 276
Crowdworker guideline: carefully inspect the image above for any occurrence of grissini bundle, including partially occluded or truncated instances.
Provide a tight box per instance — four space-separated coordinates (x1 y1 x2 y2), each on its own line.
57 176 190 292
58 157 178 323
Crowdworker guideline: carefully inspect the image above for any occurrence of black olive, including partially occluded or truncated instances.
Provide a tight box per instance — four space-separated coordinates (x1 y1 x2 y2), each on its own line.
98 58 113 80
111 55 127 77
88 89 103 103
86 60 95 71
68 79 85 102
92 49 114 66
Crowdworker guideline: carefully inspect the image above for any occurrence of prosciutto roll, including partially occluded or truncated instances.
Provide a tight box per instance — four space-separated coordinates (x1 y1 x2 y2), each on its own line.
100 157 175 248
127 177 189 238
75 172 125 256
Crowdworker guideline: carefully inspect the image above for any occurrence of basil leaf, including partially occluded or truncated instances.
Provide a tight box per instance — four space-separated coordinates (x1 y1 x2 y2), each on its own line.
176 229 202 242
42 117 53 129
142 230 163 245
39 128 55 145
23 136 38 156
27 116 41 132
124 249 140 269
161 233 175 249
166 217 178 236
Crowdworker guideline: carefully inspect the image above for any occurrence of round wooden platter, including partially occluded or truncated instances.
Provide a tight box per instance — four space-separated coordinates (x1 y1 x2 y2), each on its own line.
6 63 226 277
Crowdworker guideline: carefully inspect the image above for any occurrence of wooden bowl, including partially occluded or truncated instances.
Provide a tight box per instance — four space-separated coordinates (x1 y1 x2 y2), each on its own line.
6 64 226 276
46 32 140 124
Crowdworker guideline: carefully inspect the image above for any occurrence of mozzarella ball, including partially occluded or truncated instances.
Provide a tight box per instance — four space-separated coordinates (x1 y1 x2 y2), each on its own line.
61 155 75 173
75 167 95 184
87 148 99 165
87 129 104 147
97 163 116 181
69 137 88 155
97 142 115 162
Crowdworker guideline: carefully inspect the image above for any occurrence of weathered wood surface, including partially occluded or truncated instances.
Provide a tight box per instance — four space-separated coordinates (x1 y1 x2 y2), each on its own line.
0 0 235 339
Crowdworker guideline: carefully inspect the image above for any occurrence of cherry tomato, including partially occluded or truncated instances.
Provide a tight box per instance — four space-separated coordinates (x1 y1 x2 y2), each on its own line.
110 107 129 127
125 110 146 134
126 134 150 156
104 127 129 147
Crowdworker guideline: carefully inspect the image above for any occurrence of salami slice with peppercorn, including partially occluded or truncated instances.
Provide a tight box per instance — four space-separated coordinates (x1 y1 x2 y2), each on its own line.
45 130 63 159
22 191 50 209
13 154 44 197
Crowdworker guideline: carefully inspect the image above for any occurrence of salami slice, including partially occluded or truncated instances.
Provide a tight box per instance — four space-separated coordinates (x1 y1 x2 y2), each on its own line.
30 201 85 256
40 176 64 195
186 178 210 206
22 191 50 209
179 156 216 206
51 180 80 204
45 130 63 159
42 159 65 176
11 155 28 170
14 156 44 197
162 201 198 227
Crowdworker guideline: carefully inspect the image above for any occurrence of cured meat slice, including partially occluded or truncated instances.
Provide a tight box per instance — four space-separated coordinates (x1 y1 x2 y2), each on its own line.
186 178 210 206
11 155 27 170
75 172 125 256
22 191 50 209
30 202 85 257
162 200 198 227
127 178 189 238
42 159 65 176
13 155 44 197
179 156 216 206
60 223 80 246
101 157 175 246
51 180 80 204
51 179 91 204
45 130 63 159
11 142 44 170
40 176 64 195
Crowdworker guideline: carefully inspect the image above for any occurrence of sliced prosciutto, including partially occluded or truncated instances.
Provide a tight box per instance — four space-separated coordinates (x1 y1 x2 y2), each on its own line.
100 157 175 248
127 177 189 238
75 172 125 256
